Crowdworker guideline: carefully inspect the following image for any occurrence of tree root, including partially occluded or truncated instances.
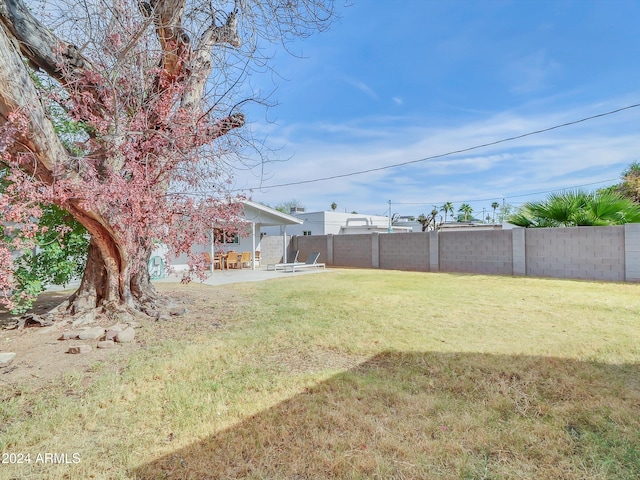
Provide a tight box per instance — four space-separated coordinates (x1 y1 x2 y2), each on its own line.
41 285 188 325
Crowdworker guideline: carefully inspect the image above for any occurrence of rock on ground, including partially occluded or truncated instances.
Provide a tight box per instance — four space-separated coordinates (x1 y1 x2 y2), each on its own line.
0 352 16 366
71 310 97 327
115 327 135 343
67 345 92 354
78 327 106 340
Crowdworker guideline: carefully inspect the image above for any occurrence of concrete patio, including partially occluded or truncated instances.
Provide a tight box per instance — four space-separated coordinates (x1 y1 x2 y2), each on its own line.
153 265 329 287
44 266 328 293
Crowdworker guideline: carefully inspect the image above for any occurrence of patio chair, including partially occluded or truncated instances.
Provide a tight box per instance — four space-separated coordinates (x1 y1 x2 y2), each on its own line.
254 251 261 267
284 252 325 272
239 251 252 268
207 252 223 271
226 251 239 269
203 252 213 270
267 250 300 271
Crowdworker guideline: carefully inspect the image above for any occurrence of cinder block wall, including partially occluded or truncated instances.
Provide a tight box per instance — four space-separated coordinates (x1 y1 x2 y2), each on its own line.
290 225 640 283
379 232 430 271
439 230 513 275
526 226 625 281
332 234 372 267
292 235 329 265
259 235 292 265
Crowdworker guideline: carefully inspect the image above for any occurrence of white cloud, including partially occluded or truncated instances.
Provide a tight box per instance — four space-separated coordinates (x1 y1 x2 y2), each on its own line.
505 49 563 95
341 76 378 100
237 96 640 215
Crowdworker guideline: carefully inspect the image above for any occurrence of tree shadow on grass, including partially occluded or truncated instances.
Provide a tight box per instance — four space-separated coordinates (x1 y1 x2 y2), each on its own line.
134 351 640 480
0 291 70 325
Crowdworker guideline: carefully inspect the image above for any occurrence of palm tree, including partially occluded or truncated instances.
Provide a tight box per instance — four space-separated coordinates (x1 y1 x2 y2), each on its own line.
416 207 440 232
491 201 500 223
330 202 337 211
458 203 473 221
431 207 439 229
440 202 454 223
416 213 429 232
509 190 640 227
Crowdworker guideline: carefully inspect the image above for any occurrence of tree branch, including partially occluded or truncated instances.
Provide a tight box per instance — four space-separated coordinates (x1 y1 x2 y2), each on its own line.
0 0 110 125
181 8 241 112
0 0 91 83
145 0 189 77
202 112 245 142
0 21 68 183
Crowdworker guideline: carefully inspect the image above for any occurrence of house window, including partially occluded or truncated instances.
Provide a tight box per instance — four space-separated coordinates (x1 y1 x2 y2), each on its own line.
214 228 239 244
303 231 312 236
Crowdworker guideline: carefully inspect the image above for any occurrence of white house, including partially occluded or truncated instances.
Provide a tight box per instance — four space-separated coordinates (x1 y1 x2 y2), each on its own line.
393 216 424 233
393 216 511 233
261 210 413 236
150 201 303 275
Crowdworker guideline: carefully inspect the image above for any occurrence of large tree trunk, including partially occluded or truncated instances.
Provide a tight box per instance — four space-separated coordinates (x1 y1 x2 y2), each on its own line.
45 192 163 319
40 200 165 319
0 0 248 320
0 0 334 322
58 238 165 320
69 240 131 312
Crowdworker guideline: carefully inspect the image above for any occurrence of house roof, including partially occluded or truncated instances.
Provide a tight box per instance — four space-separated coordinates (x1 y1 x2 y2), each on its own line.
241 200 304 226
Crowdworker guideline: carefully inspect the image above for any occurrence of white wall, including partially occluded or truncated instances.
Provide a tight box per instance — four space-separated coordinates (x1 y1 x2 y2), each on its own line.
151 225 261 271
261 211 395 236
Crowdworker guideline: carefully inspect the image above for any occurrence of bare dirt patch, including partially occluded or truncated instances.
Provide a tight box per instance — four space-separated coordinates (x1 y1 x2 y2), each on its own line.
0 283 239 388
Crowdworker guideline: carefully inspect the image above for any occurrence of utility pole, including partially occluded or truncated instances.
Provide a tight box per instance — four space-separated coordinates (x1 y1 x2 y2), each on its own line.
388 200 392 233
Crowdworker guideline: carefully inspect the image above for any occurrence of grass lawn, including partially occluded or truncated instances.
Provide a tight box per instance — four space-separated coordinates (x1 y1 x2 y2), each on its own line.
1 269 639 479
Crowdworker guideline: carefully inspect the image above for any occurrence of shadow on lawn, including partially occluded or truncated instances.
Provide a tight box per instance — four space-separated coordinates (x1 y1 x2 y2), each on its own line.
134 351 640 480
0 291 70 325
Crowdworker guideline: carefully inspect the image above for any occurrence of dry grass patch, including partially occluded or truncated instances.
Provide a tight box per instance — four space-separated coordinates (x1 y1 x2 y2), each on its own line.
136 351 639 479
0 270 639 479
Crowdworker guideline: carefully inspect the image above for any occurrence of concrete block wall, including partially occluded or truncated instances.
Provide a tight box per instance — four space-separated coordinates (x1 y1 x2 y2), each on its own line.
439 230 513 275
512 228 526 276
624 223 640 281
332 234 373 268
379 232 430 271
291 235 330 265
259 235 292 265
292 225 640 283
525 226 625 281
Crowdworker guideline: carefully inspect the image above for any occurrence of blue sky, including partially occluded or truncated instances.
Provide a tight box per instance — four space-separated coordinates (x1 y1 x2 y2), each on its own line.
234 0 640 220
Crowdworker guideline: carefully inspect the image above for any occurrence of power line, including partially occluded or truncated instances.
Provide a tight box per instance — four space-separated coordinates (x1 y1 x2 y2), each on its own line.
238 102 640 191
392 178 620 206
501 178 618 200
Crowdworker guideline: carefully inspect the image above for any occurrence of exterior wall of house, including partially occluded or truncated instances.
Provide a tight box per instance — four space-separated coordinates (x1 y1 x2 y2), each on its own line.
262 211 330 236
155 227 290 270
162 225 256 269
149 200 302 273
261 211 396 236
293 225 640 283
282 212 328 236
393 218 424 232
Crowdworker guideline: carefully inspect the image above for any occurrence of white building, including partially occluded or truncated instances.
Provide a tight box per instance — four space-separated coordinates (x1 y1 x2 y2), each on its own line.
261 210 413 236
393 216 424 233
151 201 303 275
